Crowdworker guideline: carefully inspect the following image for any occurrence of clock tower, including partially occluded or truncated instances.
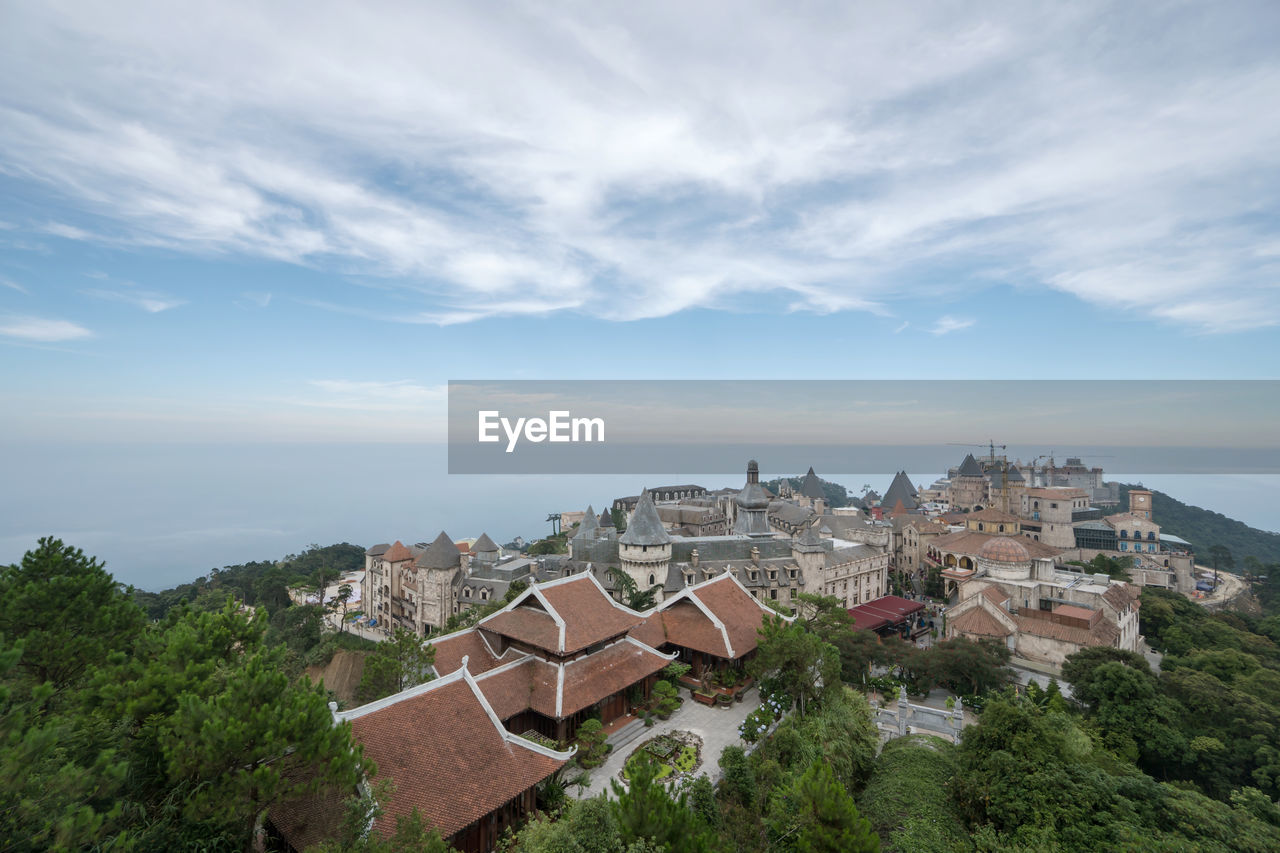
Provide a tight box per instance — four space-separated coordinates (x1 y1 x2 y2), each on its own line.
1129 489 1153 520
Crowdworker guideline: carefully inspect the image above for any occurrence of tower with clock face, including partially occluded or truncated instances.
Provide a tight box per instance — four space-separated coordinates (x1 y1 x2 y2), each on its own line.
1129 489 1153 520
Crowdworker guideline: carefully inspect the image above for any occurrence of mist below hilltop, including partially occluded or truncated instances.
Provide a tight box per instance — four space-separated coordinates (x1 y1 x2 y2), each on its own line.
2 441 1277 591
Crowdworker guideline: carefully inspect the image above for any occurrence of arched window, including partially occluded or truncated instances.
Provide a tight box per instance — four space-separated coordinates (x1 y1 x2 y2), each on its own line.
998 524 1005 533
648 573 656 586
1120 530 1128 539
978 523 985 531
1147 531 1156 541
480 588 489 601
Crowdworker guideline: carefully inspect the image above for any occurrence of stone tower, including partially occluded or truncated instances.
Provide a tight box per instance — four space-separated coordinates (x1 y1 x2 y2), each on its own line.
618 489 672 598
733 460 773 537
791 522 827 590
1129 489 1153 520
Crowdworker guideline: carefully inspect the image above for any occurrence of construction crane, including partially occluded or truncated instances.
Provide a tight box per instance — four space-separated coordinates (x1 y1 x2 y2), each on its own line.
947 441 1011 511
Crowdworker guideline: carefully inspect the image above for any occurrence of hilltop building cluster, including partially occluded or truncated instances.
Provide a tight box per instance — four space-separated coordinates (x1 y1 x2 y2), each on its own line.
298 452 1221 852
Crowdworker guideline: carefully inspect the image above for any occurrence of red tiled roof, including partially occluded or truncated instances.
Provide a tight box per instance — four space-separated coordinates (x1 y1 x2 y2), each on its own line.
473 658 559 719
382 540 414 563
641 601 729 658
980 586 1010 607
694 574 775 658
428 630 505 676
1103 584 1140 612
1012 613 1119 647
480 575 642 655
349 675 567 840
539 576 643 653
481 605 562 654
560 640 671 717
950 606 1012 638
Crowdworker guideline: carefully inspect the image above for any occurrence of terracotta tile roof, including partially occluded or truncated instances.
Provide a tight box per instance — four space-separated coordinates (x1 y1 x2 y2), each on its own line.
560 640 671 717
969 508 1020 523
346 674 568 840
640 600 730 657
382 540 414 563
481 604 562 653
950 606 1012 638
473 658 560 720
1024 487 1089 500
270 776 349 852
1012 613 1119 647
1103 584 1141 612
428 629 506 676
540 576 643 653
980 586 1010 607
630 573 777 660
1054 604 1096 623
480 574 642 656
689 574 775 658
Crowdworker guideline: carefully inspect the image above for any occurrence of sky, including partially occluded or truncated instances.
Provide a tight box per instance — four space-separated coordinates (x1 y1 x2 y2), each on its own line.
1 2 1279 585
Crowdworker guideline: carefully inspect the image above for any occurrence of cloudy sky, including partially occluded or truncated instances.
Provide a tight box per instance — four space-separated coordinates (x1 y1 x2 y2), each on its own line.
3 1 1279 581
2 1 1279 444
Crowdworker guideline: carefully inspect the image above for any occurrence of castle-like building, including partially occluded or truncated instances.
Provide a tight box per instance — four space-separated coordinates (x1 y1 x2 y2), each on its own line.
363 460 891 637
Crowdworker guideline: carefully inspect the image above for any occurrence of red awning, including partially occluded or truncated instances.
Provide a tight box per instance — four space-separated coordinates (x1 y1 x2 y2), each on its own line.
848 595 926 632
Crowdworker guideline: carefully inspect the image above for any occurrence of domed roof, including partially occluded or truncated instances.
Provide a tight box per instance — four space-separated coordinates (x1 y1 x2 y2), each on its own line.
979 537 1031 564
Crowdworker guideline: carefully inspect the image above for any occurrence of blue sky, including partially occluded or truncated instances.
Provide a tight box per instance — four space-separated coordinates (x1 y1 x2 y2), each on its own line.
2 2 1280 582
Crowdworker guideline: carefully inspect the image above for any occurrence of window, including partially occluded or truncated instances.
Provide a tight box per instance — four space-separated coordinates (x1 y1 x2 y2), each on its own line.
998 524 1005 533
463 588 472 598
789 588 796 598
480 588 489 600
789 570 797 580
770 589 778 600
978 522 985 531
649 573 656 586
1120 530 1128 539
1147 531 1156 541
1120 543 1128 551
1050 503 1058 509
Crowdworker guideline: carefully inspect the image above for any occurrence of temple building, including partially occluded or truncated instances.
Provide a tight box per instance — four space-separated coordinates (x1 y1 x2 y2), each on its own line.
270 667 573 853
426 573 674 742
629 571 783 681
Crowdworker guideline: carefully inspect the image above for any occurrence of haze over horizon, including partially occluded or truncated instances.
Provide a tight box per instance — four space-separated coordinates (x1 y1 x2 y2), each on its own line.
3 2 1278 587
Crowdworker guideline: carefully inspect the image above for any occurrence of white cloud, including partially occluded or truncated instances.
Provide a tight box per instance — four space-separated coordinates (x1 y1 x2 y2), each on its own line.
0 315 93 342
0 2 1278 331
0 276 27 294
301 379 447 411
83 287 185 312
893 321 910 334
930 316 975 336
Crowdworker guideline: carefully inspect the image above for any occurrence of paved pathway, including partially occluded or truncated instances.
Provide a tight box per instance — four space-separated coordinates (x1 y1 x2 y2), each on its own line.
574 687 760 799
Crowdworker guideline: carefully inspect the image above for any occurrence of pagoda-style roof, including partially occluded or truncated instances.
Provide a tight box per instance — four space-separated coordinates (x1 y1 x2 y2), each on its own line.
477 573 645 656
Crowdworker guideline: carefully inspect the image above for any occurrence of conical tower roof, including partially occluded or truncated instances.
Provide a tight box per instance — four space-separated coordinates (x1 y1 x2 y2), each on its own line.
957 453 984 478
800 467 825 499
472 532 499 553
598 508 614 527
575 505 599 538
416 531 462 569
882 471 918 511
794 521 825 551
620 490 671 546
383 540 413 563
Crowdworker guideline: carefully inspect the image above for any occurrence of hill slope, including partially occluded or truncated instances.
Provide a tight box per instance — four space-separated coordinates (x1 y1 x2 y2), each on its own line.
1114 483 1280 565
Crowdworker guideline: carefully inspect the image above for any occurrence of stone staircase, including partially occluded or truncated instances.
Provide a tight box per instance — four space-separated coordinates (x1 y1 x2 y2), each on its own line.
607 718 647 752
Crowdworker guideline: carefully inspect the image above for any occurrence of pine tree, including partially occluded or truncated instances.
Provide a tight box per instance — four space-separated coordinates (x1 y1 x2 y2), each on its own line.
790 762 879 853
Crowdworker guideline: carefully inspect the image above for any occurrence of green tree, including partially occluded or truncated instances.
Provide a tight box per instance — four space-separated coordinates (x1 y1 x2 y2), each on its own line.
777 761 879 852
609 753 720 851
607 568 662 611
357 628 437 704
926 637 1013 696
0 537 146 699
750 615 841 718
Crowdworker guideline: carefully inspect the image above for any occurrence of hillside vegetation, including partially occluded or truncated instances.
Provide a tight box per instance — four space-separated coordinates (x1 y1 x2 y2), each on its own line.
1114 483 1280 565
